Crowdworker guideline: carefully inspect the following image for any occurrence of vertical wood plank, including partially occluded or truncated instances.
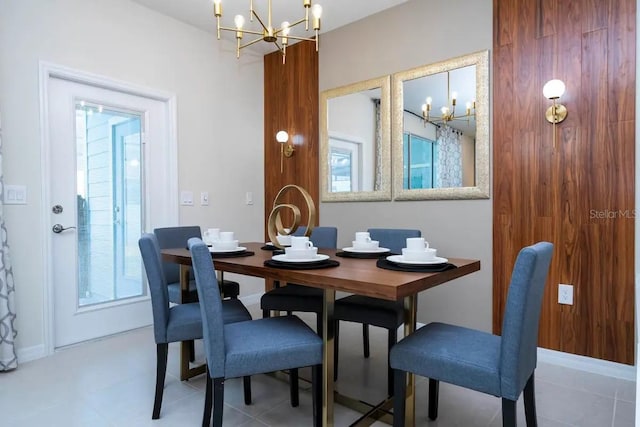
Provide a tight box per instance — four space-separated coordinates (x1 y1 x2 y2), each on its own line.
263 41 319 238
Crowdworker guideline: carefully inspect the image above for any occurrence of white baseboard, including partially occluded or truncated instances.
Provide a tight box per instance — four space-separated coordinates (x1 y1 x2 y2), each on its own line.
538 347 636 381
16 344 47 364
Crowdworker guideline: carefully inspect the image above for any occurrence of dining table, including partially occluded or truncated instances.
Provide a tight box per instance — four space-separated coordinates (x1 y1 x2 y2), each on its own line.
161 241 480 427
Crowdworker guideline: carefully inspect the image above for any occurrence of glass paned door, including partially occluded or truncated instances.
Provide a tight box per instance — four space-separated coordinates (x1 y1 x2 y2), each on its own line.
75 104 143 307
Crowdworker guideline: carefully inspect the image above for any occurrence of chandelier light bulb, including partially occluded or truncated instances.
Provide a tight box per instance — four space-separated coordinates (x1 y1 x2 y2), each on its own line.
426 96 432 106
421 103 427 112
543 79 565 99
312 4 323 18
441 106 449 115
281 21 290 36
451 91 458 101
234 14 245 29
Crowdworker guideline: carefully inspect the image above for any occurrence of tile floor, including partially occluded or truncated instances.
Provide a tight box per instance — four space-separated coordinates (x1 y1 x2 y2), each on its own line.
1 304 636 427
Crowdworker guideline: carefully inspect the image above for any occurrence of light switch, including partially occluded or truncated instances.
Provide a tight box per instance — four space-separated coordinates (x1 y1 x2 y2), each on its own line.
4 185 27 205
200 192 209 206
180 190 194 206
245 192 253 205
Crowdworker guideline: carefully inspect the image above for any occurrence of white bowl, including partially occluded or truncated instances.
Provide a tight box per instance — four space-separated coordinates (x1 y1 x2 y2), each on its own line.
352 240 380 250
284 247 318 260
402 248 437 262
212 239 239 251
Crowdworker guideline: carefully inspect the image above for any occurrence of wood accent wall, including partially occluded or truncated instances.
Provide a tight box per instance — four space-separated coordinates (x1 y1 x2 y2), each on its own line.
493 0 636 364
263 41 319 237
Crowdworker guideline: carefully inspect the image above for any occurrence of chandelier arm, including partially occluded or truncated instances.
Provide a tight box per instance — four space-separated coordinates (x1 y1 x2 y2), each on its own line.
218 26 264 37
251 10 269 32
239 36 267 49
283 34 316 42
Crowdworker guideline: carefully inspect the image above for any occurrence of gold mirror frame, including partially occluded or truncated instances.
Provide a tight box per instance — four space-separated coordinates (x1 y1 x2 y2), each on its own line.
392 50 490 200
320 75 392 202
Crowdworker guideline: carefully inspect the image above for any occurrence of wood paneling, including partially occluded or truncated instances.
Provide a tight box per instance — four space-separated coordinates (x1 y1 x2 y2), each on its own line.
263 41 319 238
493 0 635 364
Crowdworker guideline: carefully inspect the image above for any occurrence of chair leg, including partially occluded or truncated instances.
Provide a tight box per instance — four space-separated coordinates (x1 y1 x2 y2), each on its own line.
188 340 195 362
363 324 370 358
290 368 299 407
393 369 406 427
243 376 252 405
387 328 397 397
312 364 322 427
203 373 213 427
428 378 439 420
212 377 225 427
501 398 517 427
334 320 339 381
152 343 168 419
262 308 271 319
524 372 537 426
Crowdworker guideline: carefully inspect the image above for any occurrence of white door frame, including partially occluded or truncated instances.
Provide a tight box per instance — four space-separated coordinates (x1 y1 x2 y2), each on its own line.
39 61 178 355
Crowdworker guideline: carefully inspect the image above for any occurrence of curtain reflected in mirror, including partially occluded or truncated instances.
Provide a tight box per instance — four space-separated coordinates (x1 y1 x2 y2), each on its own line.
320 76 391 202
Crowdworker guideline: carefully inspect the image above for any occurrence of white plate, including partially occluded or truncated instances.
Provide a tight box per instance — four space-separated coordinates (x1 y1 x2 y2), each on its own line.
272 254 330 263
209 246 247 254
386 255 448 265
342 247 390 254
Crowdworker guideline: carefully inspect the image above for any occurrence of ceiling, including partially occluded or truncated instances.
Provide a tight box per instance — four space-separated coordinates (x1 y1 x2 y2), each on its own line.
131 0 410 54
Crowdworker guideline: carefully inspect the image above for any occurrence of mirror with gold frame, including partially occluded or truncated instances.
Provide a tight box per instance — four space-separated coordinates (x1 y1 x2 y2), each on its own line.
392 50 489 200
320 76 391 202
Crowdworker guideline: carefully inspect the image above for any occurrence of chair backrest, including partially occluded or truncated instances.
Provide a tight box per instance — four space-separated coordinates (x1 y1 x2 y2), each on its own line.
188 237 226 378
499 241 553 400
292 226 338 249
154 226 202 284
368 228 421 254
138 233 171 344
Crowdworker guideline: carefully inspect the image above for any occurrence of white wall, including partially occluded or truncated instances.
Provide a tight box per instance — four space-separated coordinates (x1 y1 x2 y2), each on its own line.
0 0 265 358
320 0 493 330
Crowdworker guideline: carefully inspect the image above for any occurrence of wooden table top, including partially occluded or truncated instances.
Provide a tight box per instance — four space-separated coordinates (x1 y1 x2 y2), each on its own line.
161 242 480 301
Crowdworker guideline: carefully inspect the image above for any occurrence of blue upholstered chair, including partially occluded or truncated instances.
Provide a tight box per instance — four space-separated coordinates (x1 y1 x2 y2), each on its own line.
390 242 554 427
188 238 323 427
334 228 421 396
153 226 240 303
138 233 251 420
260 226 338 336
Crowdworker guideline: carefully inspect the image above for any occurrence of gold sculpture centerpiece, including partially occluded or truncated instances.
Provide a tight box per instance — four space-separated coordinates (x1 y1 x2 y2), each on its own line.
267 185 316 248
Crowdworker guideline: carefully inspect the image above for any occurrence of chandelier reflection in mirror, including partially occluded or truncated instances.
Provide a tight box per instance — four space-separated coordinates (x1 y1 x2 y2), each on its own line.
213 0 322 64
421 71 475 127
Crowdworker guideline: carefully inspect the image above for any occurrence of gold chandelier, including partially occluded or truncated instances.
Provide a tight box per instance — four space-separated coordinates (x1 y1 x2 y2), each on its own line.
213 0 323 63
421 72 475 126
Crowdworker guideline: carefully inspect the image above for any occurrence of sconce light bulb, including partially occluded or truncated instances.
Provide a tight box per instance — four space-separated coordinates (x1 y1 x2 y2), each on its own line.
234 14 245 29
276 130 289 143
543 79 566 99
311 4 323 19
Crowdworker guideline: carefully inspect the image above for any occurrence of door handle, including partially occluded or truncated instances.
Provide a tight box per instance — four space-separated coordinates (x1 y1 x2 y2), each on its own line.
52 224 76 234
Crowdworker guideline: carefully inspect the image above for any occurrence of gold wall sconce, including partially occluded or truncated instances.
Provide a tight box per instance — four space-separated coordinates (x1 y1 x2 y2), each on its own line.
276 130 294 173
543 79 568 148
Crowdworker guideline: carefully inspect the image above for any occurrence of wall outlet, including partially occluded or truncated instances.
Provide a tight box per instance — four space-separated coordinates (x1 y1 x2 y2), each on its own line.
558 284 574 305
200 192 209 206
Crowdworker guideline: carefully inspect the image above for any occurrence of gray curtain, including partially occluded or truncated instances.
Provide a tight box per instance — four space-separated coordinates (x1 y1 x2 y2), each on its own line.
0 126 17 371
435 125 463 188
